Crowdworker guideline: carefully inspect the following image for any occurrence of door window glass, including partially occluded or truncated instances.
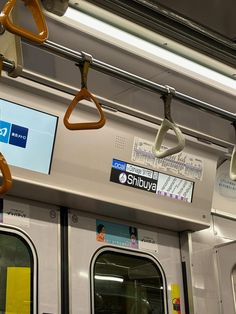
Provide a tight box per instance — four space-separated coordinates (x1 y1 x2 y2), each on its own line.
93 250 166 314
0 232 34 314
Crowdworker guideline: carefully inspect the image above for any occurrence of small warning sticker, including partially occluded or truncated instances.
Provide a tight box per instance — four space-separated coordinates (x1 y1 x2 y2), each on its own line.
4 206 30 227
138 229 158 252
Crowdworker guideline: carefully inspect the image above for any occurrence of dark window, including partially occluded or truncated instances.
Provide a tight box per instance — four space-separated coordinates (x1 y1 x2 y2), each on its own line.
0 232 34 314
93 250 165 314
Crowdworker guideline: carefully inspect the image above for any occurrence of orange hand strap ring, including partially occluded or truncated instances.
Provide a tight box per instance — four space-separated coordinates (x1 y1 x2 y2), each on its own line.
0 0 48 43
0 153 12 194
64 52 106 130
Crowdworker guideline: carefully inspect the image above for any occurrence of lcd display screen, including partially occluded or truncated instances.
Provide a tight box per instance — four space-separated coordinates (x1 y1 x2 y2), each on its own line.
0 98 58 174
110 159 194 203
156 172 194 203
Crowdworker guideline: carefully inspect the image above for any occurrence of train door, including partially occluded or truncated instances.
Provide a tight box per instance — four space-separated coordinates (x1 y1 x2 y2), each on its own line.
216 241 236 314
0 196 60 314
68 209 185 314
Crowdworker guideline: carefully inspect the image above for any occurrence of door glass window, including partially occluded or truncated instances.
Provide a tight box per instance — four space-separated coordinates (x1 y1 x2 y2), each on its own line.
93 250 165 314
0 232 34 314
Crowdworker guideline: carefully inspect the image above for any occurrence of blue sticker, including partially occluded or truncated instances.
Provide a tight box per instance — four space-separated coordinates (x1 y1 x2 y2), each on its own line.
112 159 127 171
0 120 11 143
9 124 28 148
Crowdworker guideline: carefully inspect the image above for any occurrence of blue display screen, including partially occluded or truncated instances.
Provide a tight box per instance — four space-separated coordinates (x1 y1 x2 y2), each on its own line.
0 98 58 174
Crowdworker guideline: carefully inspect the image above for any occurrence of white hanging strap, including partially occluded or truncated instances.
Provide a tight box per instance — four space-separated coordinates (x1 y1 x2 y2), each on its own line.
153 86 185 158
230 123 236 181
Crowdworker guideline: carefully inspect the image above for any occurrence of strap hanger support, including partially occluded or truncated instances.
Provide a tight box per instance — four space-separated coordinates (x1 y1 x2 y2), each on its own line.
153 85 185 158
78 51 93 89
63 51 106 130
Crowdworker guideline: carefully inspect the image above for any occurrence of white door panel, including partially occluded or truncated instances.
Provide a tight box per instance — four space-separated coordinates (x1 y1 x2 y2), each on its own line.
69 209 185 314
2 196 60 314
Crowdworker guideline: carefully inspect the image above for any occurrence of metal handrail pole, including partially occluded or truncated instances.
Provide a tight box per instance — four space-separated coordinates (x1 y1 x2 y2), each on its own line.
6 38 236 123
2 60 15 72
174 91 236 121
41 40 236 123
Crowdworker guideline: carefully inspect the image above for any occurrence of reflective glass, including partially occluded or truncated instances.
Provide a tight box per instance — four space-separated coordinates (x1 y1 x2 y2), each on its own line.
93 251 165 314
0 232 33 314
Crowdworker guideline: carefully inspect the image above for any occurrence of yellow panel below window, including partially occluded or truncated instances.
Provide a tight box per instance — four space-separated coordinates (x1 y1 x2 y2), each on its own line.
171 283 181 314
5 267 31 314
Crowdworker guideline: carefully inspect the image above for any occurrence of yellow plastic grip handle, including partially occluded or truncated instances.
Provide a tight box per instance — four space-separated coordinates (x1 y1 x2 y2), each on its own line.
0 0 48 43
230 145 236 181
0 153 12 194
153 118 185 158
64 87 106 130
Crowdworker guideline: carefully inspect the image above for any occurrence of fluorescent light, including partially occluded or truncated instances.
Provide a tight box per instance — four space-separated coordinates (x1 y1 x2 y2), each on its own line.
64 8 236 95
95 275 124 282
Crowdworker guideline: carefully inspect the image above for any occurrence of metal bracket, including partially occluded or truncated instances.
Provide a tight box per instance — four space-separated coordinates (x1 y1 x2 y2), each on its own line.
41 0 69 16
162 85 176 123
164 85 176 96
0 11 23 77
76 51 93 89
81 51 93 64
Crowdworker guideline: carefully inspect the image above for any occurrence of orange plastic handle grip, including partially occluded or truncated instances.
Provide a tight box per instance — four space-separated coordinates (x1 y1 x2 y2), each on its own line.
0 0 48 43
64 87 106 130
0 153 12 194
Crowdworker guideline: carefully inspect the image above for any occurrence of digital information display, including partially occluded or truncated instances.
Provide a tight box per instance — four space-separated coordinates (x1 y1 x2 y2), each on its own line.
110 159 194 203
0 98 58 174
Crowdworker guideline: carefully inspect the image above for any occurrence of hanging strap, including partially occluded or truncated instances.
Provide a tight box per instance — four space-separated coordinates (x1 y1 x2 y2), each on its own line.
63 52 106 130
153 86 185 158
0 0 48 44
230 123 236 181
0 153 12 194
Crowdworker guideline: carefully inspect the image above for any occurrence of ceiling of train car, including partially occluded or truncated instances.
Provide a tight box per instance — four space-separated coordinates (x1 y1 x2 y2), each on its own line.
7 3 236 145
84 0 236 67
156 0 236 40
20 11 236 145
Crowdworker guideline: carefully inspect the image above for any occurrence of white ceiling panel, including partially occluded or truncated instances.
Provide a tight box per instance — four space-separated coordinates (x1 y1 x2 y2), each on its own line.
13 8 236 144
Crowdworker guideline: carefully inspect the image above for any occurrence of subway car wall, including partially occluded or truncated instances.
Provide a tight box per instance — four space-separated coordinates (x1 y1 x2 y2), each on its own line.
0 2 235 314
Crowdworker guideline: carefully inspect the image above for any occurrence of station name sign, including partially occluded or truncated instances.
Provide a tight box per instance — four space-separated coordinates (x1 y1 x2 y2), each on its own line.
110 159 194 203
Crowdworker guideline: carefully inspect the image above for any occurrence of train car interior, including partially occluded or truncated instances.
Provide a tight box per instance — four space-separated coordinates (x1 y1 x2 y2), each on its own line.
0 0 235 313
